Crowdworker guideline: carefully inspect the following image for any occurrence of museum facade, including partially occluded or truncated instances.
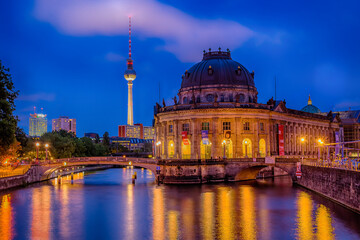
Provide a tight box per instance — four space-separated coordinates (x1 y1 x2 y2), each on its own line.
154 49 340 160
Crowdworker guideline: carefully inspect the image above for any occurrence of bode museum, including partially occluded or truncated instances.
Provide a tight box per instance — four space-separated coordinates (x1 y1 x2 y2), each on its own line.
154 49 340 160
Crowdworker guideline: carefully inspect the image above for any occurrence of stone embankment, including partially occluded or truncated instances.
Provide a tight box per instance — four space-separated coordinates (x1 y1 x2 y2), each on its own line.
296 165 360 213
0 165 112 191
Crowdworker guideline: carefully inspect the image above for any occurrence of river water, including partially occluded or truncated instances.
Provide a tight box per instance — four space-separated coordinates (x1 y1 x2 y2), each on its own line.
0 167 360 240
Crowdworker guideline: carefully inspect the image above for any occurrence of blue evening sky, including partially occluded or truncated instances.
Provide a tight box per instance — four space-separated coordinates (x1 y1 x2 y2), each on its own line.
1 0 359 137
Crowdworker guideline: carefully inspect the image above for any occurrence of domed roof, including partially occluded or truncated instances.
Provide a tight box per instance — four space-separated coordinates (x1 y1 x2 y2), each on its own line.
180 49 255 90
301 95 321 114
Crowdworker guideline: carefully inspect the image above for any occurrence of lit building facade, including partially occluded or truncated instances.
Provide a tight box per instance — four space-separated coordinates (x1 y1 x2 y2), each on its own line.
52 116 76 135
144 126 155 140
154 50 340 159
119 124 155 140
110 137 153 151
29 113 47 137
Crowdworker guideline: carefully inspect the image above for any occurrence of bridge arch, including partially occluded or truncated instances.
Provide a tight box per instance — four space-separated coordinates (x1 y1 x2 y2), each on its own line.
234 164 297 182
38 157 159 181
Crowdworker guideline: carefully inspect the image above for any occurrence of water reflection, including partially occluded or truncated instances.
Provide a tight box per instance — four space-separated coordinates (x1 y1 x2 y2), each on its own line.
0 169 359 240
168 210 179 240
181 198 195 240
125 184 135 240
240 186 257 240
296 191 314 240
217 187 235 240
152 187 165 240
315 205 335 240
0 194 13 240
31 187 52 239
201 192 215 240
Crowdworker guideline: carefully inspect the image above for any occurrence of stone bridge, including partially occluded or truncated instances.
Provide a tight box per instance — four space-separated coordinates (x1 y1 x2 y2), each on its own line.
37 156 299 184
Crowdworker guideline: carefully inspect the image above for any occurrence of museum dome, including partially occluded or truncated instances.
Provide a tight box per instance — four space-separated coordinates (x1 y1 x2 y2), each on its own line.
301 95 321 114
180 49 255 90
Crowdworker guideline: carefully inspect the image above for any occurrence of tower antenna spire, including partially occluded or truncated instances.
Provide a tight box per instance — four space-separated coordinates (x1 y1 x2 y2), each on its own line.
129 16 132 59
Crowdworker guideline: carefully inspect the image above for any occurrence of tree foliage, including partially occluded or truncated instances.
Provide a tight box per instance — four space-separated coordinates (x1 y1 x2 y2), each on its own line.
0 61 19 161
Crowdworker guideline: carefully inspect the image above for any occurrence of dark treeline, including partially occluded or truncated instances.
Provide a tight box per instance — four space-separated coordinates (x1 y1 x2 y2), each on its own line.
17 130 110 160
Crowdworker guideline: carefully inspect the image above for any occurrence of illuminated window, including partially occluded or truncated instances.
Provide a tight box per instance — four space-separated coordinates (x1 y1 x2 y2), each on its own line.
182 123 190 132
169 125 173 133
244 122 250 131
223 122 231 130
202 122 209 131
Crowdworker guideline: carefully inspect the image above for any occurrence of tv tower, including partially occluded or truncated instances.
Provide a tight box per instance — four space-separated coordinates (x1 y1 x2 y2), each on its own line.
124 17 136 126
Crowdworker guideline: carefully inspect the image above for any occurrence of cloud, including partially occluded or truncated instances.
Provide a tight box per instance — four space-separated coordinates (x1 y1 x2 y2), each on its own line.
17 93 56 102
34 0 256 62
105 52 124 62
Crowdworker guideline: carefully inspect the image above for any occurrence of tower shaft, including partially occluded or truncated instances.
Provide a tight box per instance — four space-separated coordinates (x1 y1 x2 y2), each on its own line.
127 80 134 125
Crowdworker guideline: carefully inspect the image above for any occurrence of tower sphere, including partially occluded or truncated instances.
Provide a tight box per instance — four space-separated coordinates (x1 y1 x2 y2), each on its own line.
124 68 137 81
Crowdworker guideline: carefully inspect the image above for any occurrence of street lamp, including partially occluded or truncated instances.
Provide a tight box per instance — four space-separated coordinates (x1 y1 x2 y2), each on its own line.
35 142 40 161
45 143 49 163
222 140 226 159
244 140 249 158
317 139 323 161
300 137 305 162
156 141 161 159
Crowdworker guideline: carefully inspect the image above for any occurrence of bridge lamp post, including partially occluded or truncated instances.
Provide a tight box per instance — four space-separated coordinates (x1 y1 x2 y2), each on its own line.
35 142 40 161
300 137 305 162
244 140 249 158
156 141 161 159
317 139 323 161
45 144 49 163
222 140 226 159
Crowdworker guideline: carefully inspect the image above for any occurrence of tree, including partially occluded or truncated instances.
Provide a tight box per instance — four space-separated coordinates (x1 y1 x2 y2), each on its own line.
94 134 100 144
0 61 19 161
102 132 110 147
15 127 28 157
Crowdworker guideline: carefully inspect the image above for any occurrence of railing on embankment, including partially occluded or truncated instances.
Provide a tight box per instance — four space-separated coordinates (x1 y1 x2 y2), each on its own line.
46 156 157 165
0 165 31 178
302 159 360 172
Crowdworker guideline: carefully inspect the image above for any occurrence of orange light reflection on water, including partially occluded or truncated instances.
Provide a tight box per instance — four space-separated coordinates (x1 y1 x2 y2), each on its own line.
201 192 215 240
240 186 257 240
31 187 52 239
168 210 179 240
296 191 314 240
152 187 165 240
217 187 234 240
315 204 335 240
0 194 13 240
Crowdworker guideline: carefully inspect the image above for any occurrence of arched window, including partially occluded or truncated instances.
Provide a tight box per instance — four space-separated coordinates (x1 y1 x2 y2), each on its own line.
221 139 233 158
168 140 175 158
182 139 191 159
200 140 211 159
183 97 188 104
242 138 252 157
259 139 266 157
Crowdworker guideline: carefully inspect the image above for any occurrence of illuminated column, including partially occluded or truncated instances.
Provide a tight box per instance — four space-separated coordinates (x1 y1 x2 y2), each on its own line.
127 80 134 125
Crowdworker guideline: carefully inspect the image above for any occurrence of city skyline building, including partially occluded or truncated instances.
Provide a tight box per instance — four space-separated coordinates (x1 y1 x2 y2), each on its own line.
124 17 136 126
52 116 76 135
118 123 155 140
29 107 47 137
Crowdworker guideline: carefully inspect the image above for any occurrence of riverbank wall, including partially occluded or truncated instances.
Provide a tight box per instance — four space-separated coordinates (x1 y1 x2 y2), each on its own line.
296 165 360 213
0 165 112 191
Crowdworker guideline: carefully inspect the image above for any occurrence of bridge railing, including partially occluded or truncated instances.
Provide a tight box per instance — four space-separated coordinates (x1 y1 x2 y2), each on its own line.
302 158 360 172
47 156 157 165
